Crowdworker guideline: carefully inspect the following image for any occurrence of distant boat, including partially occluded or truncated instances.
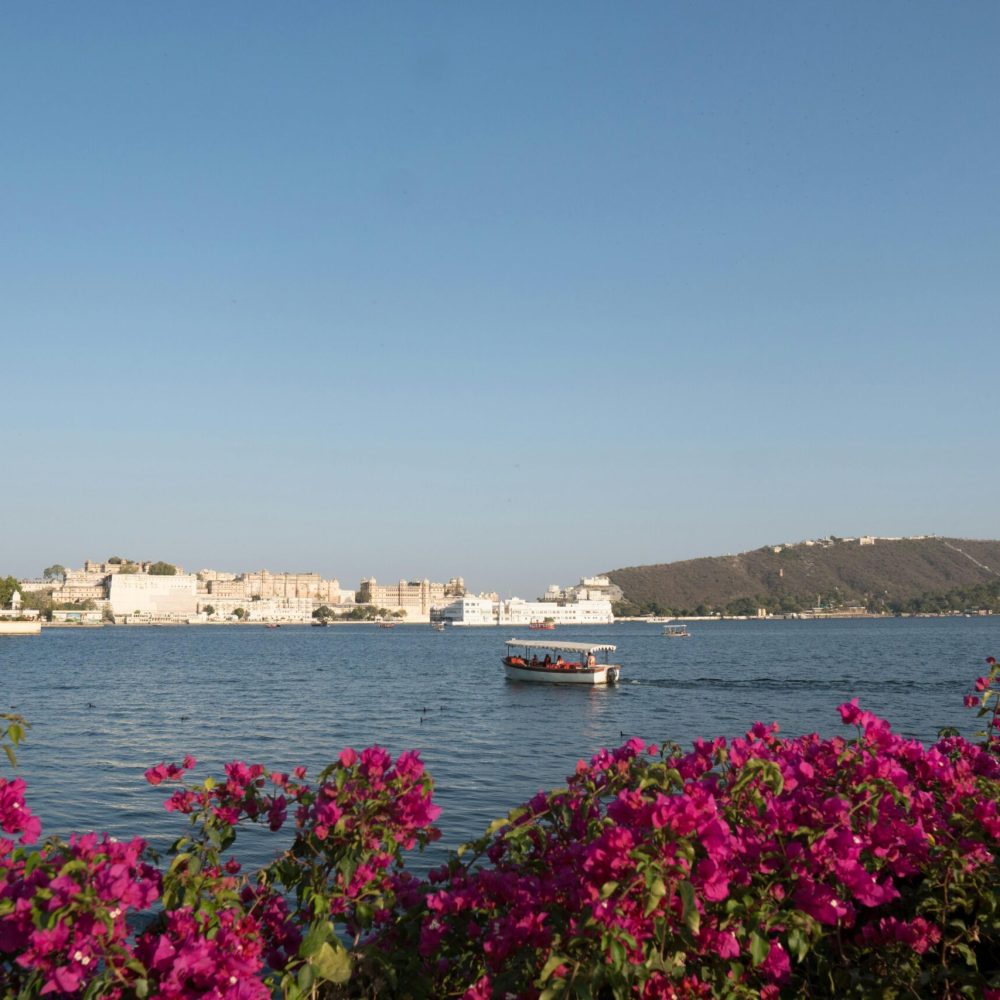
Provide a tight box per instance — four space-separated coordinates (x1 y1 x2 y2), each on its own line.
266 623 281 629
663 625 690 638
529 620 556 630
431 622 446 631
311 620 329 627
378 621 396 629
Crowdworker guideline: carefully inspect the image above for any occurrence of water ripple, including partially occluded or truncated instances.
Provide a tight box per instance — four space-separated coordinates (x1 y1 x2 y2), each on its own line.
1 618 996 870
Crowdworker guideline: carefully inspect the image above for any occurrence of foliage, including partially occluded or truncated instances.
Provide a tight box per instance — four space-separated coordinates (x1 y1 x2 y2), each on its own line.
148 562 177 576
204 605 216 617
233 607 247 620
41 565 66 583
108 556 124 564
313 606 335 621
0 576 20 608
118 562 140 574
3 662 1000 998
341 605 399 622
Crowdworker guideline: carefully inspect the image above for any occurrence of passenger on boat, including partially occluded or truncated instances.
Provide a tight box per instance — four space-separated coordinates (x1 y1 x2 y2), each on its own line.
555 655 564 668
530 655 540 667
586 652 596 669
543 654 552 667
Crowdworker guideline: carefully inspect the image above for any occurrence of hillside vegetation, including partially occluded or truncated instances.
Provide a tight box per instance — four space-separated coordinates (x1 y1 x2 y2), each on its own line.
606 537 1000 616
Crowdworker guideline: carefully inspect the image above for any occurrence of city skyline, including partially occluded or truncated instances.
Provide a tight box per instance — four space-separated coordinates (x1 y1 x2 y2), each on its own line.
3 3 998 598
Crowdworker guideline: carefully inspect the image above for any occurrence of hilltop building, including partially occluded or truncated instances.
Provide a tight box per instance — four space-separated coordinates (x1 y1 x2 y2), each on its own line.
540 576 623 605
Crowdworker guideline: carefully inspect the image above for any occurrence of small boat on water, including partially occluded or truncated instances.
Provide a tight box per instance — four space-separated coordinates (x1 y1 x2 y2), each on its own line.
663 625 690 638
378 621 396 629
529 620 556 630
266 623 281 629
431 622 446 632
502 639 621 685
311 620 329 627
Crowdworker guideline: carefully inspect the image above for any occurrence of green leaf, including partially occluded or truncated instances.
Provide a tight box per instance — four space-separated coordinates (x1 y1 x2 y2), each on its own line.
539 954 569 982
301 921 331 958
749 931 770 967
678 881 700 935
296 963 315 992
600 881 619 899
787 927 809 963
314 941 352 984
3 744 15 768
609 938 626 969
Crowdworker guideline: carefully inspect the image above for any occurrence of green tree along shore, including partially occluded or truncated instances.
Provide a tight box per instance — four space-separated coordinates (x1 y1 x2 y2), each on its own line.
609 537 1000 618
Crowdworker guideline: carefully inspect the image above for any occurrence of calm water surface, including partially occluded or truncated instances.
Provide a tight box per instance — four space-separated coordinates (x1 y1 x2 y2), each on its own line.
1 618 997 870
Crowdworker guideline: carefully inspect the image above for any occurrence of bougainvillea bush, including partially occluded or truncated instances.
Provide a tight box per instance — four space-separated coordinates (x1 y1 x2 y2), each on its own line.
3 658 1000 998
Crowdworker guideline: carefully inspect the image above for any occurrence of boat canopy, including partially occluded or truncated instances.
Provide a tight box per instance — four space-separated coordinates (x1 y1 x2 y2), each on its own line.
505 638 617 654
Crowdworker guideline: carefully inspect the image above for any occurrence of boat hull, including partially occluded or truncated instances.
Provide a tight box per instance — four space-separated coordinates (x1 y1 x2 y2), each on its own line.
503 661 620 685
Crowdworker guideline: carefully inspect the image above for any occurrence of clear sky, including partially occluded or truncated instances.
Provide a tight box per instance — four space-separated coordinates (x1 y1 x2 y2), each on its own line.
2 2 998 596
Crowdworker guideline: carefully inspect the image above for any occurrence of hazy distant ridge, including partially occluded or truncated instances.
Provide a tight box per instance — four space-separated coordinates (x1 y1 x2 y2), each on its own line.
606 537 1000 613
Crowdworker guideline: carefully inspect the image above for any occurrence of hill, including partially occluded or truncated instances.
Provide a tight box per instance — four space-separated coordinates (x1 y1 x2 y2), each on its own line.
606 537 1000 615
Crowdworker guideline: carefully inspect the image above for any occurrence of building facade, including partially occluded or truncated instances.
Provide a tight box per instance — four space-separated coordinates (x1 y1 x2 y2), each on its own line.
359 577 465 620
108 573 199 619
540 576 624 605
435 597 614 627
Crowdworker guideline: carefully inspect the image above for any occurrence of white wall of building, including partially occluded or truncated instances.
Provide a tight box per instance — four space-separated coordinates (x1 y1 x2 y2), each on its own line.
109 574 198 618
500 599 613 625
436 597 613 626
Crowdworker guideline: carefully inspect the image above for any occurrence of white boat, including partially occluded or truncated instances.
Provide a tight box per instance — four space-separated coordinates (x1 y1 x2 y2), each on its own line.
663 625 690 638
502 639 621 685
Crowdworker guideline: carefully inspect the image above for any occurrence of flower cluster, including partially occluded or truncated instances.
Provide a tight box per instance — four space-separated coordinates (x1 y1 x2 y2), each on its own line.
380 658 1000 998
0 832 159 995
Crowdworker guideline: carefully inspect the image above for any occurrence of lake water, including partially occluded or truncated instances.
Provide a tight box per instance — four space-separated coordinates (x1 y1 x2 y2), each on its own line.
1 618 997 871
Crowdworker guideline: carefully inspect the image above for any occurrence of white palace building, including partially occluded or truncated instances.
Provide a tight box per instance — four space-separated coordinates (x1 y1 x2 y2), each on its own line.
433 595 614 627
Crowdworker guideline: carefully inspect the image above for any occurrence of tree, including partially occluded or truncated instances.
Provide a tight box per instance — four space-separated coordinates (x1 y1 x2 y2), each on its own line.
147 562 176 576
203 605 216 617
233 607 247 620
726 596 759 617
42 565 66 583
0 576 20 608
118 563 139 574
313 606 334 621
20 591 53 617
107 556 123 565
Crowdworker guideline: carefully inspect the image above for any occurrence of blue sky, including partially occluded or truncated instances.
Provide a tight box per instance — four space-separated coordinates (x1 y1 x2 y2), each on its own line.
2 2 997 596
